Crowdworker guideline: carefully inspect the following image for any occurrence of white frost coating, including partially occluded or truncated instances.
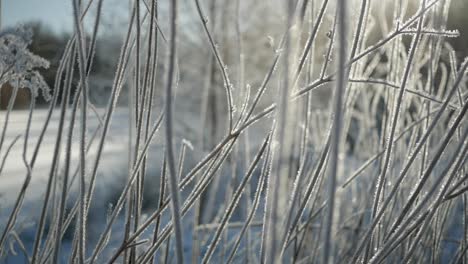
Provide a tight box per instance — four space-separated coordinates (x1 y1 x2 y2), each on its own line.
0 26 51 101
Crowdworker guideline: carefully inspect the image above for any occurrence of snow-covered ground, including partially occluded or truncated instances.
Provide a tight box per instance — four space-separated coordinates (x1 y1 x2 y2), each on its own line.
0 107 191 262
0 106 268 263
4 106 459 263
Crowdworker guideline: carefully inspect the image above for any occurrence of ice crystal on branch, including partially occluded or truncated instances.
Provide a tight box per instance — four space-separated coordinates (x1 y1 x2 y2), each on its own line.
0 26 51 101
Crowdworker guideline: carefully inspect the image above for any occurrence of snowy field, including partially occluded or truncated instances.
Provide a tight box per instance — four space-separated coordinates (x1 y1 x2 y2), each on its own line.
0 108 189 263
0 107 273 263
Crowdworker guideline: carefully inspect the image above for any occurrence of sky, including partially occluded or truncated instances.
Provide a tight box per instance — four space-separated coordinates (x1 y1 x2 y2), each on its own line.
3 0 75 33
2 0 133 36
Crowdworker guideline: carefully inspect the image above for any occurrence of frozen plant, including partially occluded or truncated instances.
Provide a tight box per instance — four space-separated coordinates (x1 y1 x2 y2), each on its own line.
0 26 50 101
